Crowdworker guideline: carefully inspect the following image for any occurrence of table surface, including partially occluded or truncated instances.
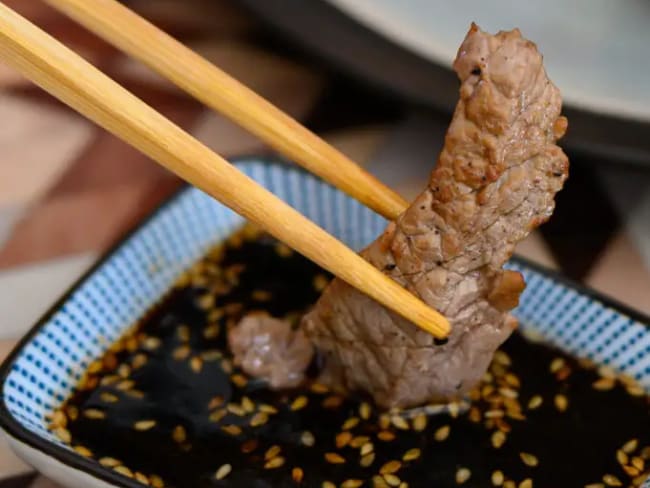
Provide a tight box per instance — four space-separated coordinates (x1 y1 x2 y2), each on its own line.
0 0 649 486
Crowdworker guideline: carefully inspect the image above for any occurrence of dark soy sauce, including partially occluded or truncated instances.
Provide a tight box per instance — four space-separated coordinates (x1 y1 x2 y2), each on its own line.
56 228 650 487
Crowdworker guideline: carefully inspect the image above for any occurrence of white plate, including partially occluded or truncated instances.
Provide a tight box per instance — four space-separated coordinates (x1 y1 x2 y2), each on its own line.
326 0 650 122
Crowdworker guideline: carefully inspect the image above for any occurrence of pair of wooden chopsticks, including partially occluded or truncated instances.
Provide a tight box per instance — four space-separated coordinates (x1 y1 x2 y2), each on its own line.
0 1 450 338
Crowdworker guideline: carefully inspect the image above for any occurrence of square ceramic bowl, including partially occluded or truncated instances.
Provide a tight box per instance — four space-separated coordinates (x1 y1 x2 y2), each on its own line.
1 158 649 487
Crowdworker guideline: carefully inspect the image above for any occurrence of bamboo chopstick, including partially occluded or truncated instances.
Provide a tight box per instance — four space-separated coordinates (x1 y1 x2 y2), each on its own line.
0 3 450 339
42 0 408 221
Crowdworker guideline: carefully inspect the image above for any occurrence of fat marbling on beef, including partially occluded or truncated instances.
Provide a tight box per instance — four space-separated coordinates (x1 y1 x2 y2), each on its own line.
301 24 569 408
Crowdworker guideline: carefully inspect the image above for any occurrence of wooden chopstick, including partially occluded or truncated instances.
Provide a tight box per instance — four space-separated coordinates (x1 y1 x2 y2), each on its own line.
42 0 408 221
0 3 450 339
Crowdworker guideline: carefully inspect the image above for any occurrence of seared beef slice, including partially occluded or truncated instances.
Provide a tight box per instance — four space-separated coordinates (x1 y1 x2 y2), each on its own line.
302 24 569 408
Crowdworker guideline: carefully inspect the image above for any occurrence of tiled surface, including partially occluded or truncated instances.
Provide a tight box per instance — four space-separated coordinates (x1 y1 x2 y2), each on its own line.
0 0 648 485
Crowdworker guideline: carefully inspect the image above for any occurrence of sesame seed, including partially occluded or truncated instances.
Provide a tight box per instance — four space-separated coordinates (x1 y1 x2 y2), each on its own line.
241 396 255 413
259 404 278 414
520 452 539 467
622 438 638 454
292 467 304 483
203 324 220 340
172 425 186 444
87 361 103 374
227 403 246 416
265 445 282 460
434 425 450 441
207 396 224 410
215 463 232 480
359 402 372 420
290 395 309 411
313 274 329 291
336 432 352 448
310 383 329 394
99 392 119 404
301 431 315 447
602 474 622 486
527 395 543 410
231 374 248 388
583 484 605 488
201 350 222 361
391 416 409 430
325 452 346 464
341 480 364 488
66 405 79 421
135 472 149 485
598 366 616 379
627 385 645 397
131 353 149 369
209 409 227 423
494 351 511 366
250 412 269 427
51 410 67 429
361 452 376 467
554 394 568 412
116 380 135 391
221 425 242 436
275 242 293 257
468 407 481 423
99 457 122 467
623 465 640 477
172 346 190 361
485 410 505 419
176 325 190 342
380 460 402 475
360 442 374 456
372 475 389 488
143 337 161 350
402 448 421 462
134 420 156 431
503 482 515 488
264 456 285 469
126 389 145 399
412 414 428 431
149 474 164 487
592 377 615 391
53 427 71 444
83 408 106 420
492 430 506 449
519 479 533 488
377 431 395 442
114 465 134 478
398 483 409 488
631 456 644 471
383 474 401 487
491 470 504 486
379 414 391 430
342 417 360 430
73 445 93 458
350 436 370 448
550 358 565 373
190 357 203 373
616 450 628 465
504 373 520 388
323 482 337 488
455 467 471 484
499 387 518 399
448 402 460 418
197 294 215 310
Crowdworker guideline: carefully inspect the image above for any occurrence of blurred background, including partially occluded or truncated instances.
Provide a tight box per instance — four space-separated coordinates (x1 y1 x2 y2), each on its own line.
0 1 649 484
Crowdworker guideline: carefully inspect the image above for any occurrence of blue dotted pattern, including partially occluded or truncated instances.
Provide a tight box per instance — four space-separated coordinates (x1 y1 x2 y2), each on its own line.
2 160 648 464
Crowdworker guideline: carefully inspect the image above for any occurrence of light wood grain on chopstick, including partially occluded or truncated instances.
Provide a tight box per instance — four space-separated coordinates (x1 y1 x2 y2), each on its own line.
0 3 449 338
43 0 408 221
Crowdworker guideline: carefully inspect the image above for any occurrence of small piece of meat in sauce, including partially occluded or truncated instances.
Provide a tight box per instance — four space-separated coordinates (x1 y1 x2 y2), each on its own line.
301 24 569 408
229 314 314 388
